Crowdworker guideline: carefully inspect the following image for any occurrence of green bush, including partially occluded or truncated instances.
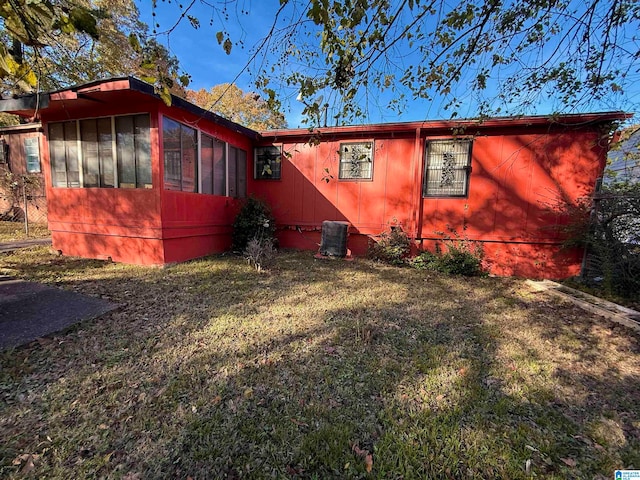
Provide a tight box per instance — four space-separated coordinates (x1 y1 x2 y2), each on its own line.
410 229 486 276
368 227 411 265
232 196 277 252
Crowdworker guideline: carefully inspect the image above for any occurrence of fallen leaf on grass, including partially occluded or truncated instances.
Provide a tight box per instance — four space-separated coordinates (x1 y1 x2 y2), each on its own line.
12 454 39 474
324 346 339 356
364 454 373 473
352 443 373 473
290 418 308 427
561 457 577 467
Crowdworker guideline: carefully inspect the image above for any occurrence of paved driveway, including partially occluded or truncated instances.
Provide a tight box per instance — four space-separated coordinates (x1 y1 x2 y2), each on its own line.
0 277 118 350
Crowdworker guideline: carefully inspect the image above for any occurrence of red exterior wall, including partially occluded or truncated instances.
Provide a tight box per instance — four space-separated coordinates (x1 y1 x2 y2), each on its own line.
0 126 47 224
39 90 165 264
3 78 625 278
256 122 612 278
155 103 253 263
34 81 256 265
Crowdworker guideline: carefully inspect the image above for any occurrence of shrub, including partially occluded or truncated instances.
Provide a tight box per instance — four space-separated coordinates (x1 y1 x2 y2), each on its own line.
232 196 276 252
244 237 276 272
368 227 411 265
411 228 486 276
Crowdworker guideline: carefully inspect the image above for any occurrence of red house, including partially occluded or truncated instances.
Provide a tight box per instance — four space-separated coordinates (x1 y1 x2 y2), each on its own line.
0 77 629 278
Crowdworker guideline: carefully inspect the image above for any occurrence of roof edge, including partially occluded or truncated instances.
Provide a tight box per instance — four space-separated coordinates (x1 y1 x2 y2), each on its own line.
0 77 261 141
261 111 633 139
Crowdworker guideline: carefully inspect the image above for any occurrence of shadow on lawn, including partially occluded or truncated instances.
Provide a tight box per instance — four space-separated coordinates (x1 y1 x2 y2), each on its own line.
1 251 640 479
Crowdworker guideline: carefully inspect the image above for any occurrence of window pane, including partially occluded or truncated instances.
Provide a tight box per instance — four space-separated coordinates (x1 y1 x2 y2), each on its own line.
255 146 281 179
213 138 226 195
424 140 471 197
116 116 136 188
339 142 373 180
163 117 182 191
97 118 114 187
63 121 80 187
81 119 99 187
134 114 151 188
228 146 237 197
236 148 246 198
180 124 197 192
49 123 67 187
24 137 40 173
201 134 214 194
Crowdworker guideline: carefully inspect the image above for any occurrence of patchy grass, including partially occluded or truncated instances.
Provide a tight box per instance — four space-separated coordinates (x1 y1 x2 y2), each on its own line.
1 247 639 479
0 221 49 242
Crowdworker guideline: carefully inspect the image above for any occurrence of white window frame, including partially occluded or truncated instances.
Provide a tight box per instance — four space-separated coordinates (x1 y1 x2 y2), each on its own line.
338 141 374 180
24 136 41 173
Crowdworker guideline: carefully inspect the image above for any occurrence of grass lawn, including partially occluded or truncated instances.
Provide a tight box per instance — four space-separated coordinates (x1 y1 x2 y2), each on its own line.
1 247 639 479
0 221 50 242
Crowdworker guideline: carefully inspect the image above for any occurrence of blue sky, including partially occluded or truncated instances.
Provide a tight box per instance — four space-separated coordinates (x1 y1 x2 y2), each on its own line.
135 0 497 126
136 1 638 128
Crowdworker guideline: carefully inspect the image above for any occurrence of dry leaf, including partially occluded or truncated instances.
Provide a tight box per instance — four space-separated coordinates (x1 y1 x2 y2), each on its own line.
561 457 576 467
13 454 39 474
324 346 338 356
352 444 367 457
290 418 308 427
364 453 373 473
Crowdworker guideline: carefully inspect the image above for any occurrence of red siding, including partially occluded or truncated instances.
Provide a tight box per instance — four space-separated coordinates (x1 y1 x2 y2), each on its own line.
5 78 624 278
260 126 609 278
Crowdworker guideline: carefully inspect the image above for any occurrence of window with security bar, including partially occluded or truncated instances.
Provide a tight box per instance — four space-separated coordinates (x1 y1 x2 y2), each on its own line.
423 139 472 197
339 141 373 180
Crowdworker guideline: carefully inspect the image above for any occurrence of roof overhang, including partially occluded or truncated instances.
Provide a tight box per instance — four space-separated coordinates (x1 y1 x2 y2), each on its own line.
0 77 260 141
261 112 634 141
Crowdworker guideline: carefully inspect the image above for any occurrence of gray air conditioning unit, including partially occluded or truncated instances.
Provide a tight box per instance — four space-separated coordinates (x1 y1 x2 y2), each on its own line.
320 220 349 257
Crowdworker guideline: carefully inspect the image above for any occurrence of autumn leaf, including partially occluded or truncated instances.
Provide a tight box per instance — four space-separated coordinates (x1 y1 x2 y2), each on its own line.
561 457 577 467
352 443 373 472
364 453 373 472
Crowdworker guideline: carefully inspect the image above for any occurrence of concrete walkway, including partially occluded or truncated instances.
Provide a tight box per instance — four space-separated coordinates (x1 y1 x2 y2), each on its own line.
0 238 52 253
0 277 118 350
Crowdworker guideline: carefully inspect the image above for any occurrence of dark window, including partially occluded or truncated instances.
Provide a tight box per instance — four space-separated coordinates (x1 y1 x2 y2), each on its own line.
228 146 247 198
163 117 197 192
201 133 226 195
339 141 373 180
117 114 151 188
423 139 472 197
81 118 114 187
49 115 150 189
254 145 282 179
49 121 80 187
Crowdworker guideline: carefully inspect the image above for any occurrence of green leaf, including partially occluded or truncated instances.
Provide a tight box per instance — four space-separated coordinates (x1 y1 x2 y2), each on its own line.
179 74 190 87
129 33 142 53
159 86 172 106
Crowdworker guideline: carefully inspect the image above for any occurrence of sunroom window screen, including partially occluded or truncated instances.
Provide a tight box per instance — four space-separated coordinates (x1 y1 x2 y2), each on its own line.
424 139 471 197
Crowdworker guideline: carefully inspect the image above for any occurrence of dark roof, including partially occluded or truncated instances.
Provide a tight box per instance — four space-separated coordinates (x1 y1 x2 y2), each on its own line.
0 77 260 141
